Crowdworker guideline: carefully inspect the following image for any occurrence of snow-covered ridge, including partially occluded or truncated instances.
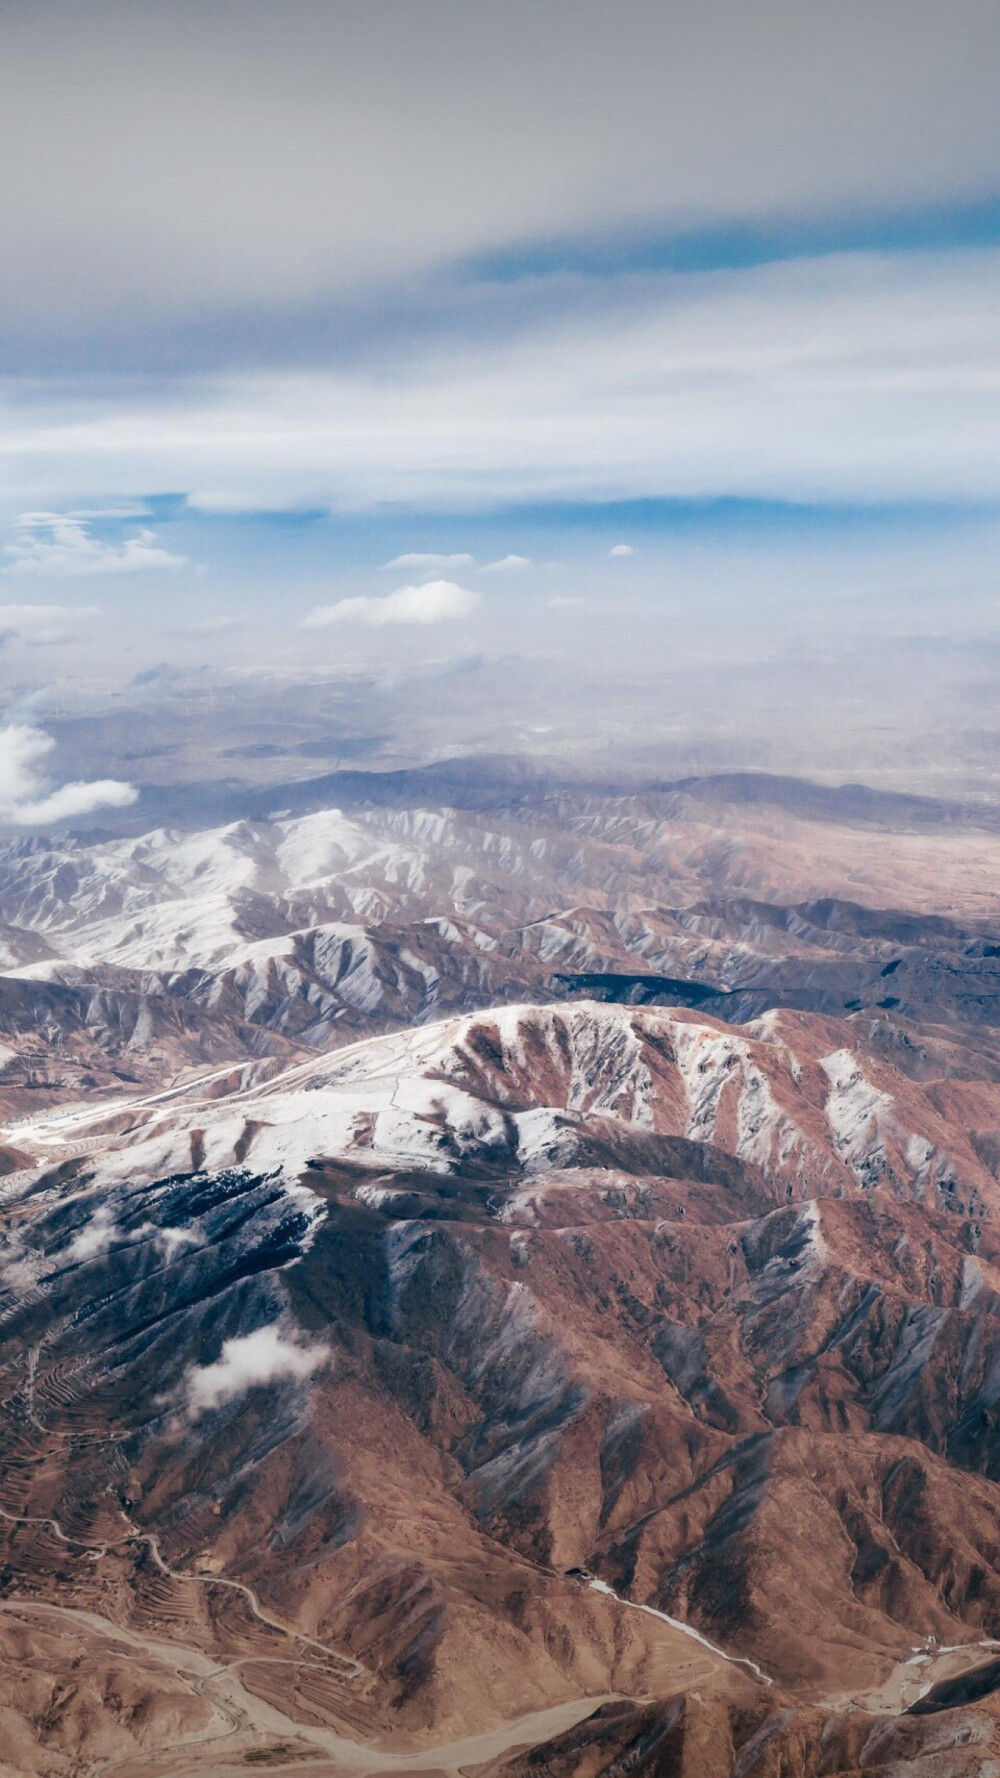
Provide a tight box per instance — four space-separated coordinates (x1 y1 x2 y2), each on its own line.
4 1001 996 1222
6 799 1000 1105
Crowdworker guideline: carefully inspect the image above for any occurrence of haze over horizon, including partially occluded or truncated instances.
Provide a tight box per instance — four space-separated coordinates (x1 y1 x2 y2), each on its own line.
0 0 997 827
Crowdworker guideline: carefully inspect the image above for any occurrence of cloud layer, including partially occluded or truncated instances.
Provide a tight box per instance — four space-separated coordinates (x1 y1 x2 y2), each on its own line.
481 554 532 573
1 1 996 356
0 0 995 676
3 248 997 518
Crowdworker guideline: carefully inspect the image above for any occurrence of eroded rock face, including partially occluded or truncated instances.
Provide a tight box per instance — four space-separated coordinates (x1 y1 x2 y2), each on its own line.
497 1688 1000 1778
6 999 1000 1772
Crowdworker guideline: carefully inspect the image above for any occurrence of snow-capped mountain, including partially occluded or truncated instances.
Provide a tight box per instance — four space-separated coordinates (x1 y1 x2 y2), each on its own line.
7 1001 999 1216
4 781 1000 1129
7 777 1000 1772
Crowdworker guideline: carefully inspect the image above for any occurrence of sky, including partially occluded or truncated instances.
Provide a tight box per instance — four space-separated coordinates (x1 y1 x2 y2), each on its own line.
0 0 998 818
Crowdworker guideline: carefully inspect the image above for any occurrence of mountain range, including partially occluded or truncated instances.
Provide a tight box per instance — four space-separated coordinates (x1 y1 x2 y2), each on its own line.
5 769 1000 1774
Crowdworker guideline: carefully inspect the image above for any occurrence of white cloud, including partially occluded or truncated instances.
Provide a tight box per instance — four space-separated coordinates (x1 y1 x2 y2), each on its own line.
3 251 999 515
3 513 189 578
155 1226 203 1258
481 554 532 572
0 603 100 646
382 552 475 573
303 579 480 629
608 543 636 557
68 1206 117 1262
0 724 138 826
67 1208 201 1265
184 1324 329 1416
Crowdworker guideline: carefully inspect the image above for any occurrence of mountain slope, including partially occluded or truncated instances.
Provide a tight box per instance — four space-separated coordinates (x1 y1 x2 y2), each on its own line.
5 1001 1000 1771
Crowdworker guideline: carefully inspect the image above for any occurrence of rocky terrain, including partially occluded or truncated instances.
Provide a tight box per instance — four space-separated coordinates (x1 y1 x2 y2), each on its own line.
6 766 1000 1125
5 772 1000 1772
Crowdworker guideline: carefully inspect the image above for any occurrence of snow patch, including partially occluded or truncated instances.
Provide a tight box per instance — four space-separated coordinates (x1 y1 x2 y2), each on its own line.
820 1050 894 1188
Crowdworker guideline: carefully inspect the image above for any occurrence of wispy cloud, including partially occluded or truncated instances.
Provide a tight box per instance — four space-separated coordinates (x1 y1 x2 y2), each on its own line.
3 513 189 578
382 551 475 573
184 1325 329 1416
379 552 530 579
481 554 532 572
0 724 137 826
303 579 479 628
608 543 636 557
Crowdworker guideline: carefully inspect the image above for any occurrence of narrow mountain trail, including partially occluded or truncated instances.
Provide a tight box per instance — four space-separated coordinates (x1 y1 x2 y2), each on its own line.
586 1577 773 1686
0 1503 366 1680
586 1577 1000 1715
0 1059 247 1147
0 1012 404 1155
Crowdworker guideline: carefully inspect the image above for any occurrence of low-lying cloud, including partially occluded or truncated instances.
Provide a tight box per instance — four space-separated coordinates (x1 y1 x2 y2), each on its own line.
67 1206 117 1263
3 513 189 578
184 1324 330 1416
303 579 479 629
0 724 138 826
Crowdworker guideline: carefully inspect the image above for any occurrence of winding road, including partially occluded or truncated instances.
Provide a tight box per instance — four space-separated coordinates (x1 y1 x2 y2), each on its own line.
0 1503 365 1680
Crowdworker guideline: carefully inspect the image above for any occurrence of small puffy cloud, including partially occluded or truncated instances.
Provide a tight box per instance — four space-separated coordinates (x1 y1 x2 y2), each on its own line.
382 552 475 573
0 603 99 647
303 579 479 629
67 1206 117 1263
155 1226 202 1259
0 724 137 826
481 554 532 572
608 543 636 557
3 512 189 578
185 1324 329 1416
